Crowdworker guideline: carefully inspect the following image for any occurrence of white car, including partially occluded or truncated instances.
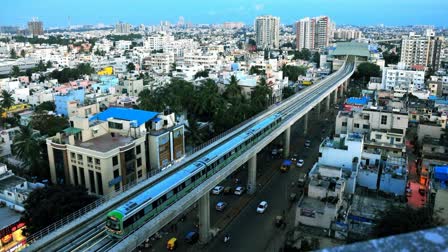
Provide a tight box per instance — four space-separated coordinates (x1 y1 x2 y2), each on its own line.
212 186 224 195
304 140 311 148
297 159 304 167
257 201 268 213
234 186 245 195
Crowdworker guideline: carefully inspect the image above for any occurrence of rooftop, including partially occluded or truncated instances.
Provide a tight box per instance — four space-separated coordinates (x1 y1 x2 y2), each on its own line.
0 175 26 192
75 133 135 152
331 42 370 58
89 107 158 127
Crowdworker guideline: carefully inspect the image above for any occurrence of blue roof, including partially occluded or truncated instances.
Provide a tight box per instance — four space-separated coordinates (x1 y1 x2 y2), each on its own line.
346 97 369 105
90 108 158 127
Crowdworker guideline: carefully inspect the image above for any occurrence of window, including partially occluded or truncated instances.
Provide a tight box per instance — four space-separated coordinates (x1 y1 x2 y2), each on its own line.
397 117 400 120
113 169 120 178
354 123 360 128
137 158 142 167
72 165 78 185
113 156 119 166
108 121 123 129
79 168 86 186
342 122 347 127
375 134 382 140
89 170 96 194
363 124 369 129
96 172 103 195
77 154 83 160
71 153 75 159
87 157 93 163
381 115 387 125
363 115 370 120
136 145 141 155
137 170 143 178
396 138 401 142
95 158 100 165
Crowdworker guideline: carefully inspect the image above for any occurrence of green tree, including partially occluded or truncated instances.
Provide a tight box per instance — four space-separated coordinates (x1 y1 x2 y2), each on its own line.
224 75 243 104
354 62 381 83
194 69 209 79
126 62 136 72
10 65 21 77
372 205 441 239
36 60 46 72
301 48 311 61
312 52 321 68
1 90 15 111
35 101 56 112
12 124 42 175
282 86 295 99
10 48 17 59
282 65 308 82
193 79 224 120
20 49 26 58
22 184 97 234
46 60 53 69
30 112 69 136
250 77 272 113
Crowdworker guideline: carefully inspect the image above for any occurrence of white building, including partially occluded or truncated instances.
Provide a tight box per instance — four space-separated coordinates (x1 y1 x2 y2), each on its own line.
381 66 425 91
296 16 334 50
400 30 443 70
115 22 131 34
254 15 280 49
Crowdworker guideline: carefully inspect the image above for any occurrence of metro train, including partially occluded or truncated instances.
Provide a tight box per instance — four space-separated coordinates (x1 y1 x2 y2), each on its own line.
105 113 282 238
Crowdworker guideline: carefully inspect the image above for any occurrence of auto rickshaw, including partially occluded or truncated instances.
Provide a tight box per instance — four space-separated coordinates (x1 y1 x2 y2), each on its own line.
167 237 177 250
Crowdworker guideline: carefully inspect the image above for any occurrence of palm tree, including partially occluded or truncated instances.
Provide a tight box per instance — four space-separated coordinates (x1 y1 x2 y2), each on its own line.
251 77 272 112
12 124 42 173
1 90 14 111
224 75 243 104
194 79 225 119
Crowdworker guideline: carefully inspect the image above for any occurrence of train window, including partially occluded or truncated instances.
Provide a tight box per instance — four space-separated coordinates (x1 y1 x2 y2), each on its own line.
178 183 185 191
144 204 153 214
159 195 167 204
123 218 134 229
185 178 191 186
206 166 212 172
167 191 174 199
195 173 201 180
152 201 158 209
135 209 144 220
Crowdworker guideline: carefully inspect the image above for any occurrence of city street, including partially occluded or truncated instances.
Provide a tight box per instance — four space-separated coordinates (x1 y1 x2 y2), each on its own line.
139 101 339 252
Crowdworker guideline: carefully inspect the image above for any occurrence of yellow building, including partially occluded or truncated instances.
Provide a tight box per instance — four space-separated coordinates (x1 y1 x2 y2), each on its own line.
97 66 113 76
1 104 30 118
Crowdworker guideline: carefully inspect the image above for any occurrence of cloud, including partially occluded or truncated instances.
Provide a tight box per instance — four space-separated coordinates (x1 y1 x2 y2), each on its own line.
255 4 264 11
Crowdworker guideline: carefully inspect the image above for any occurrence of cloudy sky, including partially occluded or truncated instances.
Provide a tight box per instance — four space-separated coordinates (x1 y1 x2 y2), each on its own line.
1 0 447 28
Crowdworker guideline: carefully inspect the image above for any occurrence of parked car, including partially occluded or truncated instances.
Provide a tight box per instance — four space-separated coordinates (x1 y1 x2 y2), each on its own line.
184 231 199 244
223 186 233 195
216 201 227 211
212 185 224 195
297 174 307 188
304 140 311 148
257 201 268 213
297 159 304 167
234 186 245 195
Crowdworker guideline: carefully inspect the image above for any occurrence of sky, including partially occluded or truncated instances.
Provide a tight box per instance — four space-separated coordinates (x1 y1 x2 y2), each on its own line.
1 0 447 28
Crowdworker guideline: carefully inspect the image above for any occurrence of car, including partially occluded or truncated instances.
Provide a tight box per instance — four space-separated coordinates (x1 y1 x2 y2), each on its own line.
297 159 304 167
223 186 233 195
304 140 311 148
257 201 268 213
184 231 199 244
212 185 224 195
216 201 227 211
234 186 245 195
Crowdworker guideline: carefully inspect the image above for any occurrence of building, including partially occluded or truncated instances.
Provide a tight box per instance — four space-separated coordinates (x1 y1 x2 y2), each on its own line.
222 22 244 29
115 22 131 34
400 30 444 70
296 16 334 50
254 15 280 49
334 29 362 41
54 88 85 116
46 108 185 195
381 66 425 91
28 20 43 36
115 79 144 96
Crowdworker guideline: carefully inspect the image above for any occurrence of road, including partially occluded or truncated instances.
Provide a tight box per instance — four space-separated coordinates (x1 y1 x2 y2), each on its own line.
138 100 339 252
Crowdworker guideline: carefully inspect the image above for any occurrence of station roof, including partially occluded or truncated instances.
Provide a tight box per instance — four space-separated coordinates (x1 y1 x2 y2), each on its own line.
331 42 370 58
89 107 158 126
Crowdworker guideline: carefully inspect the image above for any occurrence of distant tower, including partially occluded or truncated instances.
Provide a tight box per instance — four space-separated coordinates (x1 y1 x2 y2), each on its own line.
68 16 71 30
28 17 44 36
178 16 185 28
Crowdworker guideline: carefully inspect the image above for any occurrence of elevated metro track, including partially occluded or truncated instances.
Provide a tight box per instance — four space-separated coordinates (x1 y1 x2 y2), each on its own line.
26 57 355 252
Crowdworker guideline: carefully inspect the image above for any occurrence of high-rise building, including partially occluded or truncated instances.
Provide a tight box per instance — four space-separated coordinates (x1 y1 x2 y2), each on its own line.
334 28 363 41
28 19 43 36
115 22 131 34
295 16 334 50
254 15 280 49
400 29 443 70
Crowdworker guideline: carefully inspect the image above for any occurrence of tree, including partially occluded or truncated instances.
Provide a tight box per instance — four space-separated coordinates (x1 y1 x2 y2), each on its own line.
10 48 17 59
22 184 97 234
372 205 441 239
20 49 26 58
312 52 321 68
193 79 225 120
10 65 21 77
282 65 308 82
300 48 311 61
1 90 15 111
126 62 135 72
249 66 265 76
224 75 243 104
355 62 381 83
12 124 42 175
282 86 295 99
250 77 272 113
46 60 53 69
36 60 46 72
35 101 56 112
194 69 209 79
30 112 69 136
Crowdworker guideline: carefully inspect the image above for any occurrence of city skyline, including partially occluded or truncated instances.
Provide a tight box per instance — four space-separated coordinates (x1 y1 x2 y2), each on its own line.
1 0 447 28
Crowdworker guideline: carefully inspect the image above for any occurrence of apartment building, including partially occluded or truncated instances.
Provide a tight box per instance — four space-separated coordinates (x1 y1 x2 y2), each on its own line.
28 20 43 36
115 22 131 34
400 30 443 70
381 66 425 91
254 15 280 49
46 108 185 195
334 28 362 41
182 53 218 68
144 53 175 73
296 16 334 50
